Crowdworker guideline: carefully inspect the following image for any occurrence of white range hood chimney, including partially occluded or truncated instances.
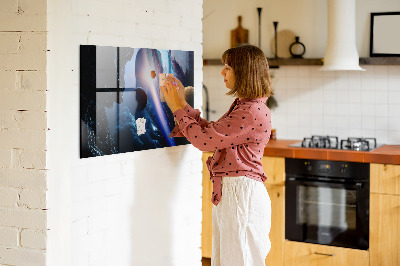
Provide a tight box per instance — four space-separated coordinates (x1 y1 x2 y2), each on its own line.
320 0 365 71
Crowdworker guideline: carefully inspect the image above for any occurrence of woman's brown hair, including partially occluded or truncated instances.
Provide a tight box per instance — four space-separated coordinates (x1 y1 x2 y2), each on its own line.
221 44 273 99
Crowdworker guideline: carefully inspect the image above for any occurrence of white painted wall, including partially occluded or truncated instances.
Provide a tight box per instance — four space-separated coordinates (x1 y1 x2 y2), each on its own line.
0 0 48 265
203 0 400 145
203 0 400 58
46 0 203 266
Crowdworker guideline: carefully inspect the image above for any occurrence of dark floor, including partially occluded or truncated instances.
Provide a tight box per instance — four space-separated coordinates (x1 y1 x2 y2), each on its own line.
202 257 211 266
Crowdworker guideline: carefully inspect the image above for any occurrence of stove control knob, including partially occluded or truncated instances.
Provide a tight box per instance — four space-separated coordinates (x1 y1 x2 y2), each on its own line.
304 161 312 171
340 164 347 174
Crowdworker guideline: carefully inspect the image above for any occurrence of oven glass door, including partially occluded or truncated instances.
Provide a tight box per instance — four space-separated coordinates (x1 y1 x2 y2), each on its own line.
286 179 369 250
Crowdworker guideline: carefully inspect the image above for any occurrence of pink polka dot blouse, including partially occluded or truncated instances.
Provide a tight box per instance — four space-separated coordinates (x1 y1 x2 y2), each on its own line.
168 97 272 206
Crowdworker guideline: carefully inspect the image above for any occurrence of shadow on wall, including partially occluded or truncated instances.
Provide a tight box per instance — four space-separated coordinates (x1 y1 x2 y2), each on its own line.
129 147 186 265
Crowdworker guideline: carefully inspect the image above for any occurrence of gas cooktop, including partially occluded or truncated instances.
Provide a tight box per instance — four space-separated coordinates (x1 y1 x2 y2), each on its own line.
289 135 383 151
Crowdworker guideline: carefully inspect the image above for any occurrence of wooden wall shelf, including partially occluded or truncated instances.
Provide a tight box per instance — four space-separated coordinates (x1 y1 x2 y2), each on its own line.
203 57 400 67
359 57 400 65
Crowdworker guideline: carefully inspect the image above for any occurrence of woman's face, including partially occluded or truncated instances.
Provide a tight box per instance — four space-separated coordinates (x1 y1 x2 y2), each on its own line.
220 64 235 89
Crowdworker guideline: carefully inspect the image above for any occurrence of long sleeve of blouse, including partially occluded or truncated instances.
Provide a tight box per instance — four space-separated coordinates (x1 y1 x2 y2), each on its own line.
168 97 272 206
168 104 210 138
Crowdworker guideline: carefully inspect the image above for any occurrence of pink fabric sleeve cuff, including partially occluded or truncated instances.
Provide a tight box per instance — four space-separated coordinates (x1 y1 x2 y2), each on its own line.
168 108 188 138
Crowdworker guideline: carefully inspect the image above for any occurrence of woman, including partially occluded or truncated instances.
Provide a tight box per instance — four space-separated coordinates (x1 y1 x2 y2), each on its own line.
161 44 273 266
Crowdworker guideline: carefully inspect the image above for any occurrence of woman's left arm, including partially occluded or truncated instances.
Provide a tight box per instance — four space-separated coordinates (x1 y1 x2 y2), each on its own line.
172 106 264 152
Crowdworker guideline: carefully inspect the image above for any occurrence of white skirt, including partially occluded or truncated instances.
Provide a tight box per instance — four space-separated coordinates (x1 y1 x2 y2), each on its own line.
211 176 271 266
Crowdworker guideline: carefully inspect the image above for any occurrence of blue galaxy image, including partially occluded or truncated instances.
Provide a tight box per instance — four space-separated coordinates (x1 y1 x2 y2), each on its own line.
80 45 194 158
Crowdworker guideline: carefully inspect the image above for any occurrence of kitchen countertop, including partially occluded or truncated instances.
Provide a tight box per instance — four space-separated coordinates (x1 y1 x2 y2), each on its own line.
263 139 400 165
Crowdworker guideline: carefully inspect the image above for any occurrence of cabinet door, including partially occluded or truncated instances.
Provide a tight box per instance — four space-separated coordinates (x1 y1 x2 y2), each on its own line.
264 185 284 266
370 193 400 266
284 241 369 266
261 156 285 185
370 163 400 195
201 152 214 258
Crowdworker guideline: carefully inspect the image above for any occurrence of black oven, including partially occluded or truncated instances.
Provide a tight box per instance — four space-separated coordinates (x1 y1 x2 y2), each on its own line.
285 158 369 250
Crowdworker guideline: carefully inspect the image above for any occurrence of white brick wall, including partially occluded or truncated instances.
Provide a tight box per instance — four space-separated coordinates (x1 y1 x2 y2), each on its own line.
47 1 203 266
0 0 48 265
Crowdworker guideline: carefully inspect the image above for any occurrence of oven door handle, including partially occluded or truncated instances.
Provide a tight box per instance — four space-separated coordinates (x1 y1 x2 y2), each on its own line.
287 177 364 189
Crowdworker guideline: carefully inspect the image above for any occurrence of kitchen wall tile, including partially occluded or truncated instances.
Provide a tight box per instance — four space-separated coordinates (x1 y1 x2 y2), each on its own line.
362 129 375 138
311 127 325 136
388 76 400 91
374 65 388 77
374 77 388 91
349 116 362 129
322 70 335 78
298 77 311 89
362 116 375 130
311 102 324 116
310 66 323 77
310 77 324 89
273 76 286 90
349 128 362 137
323 87 336 103
362 65 375 74
323 103 336 115
271 68 285 78
323 115 336 129
388 131 400 143
375 104 389 117
311 87 323 101
336 115 349 129
374 130 389 144
336 90 349 103
361 75 374 91
204 65 399 144
388 91 400 104
388 104 400 117
348 71 362 90
361 104 374 117
298 102 312 115
335 72 349 90
336 103 349 116
374 90 388 104
388 117 400 131
285 66 298 77
348 103 362 116
311 114 324 128
374 117 389 130
336 128 349 139
296 127 312 137
324 127 337 135
287 113 300 127
286 126 301 139
286 77 299 89
348 90 362 103
361 90 374 103
387 65 400 76
298 67 311 78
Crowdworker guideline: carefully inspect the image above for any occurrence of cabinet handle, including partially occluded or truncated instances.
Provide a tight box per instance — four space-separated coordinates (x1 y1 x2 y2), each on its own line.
314 252 335 257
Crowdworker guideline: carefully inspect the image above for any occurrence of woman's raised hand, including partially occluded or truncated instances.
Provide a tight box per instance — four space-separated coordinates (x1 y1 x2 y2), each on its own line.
161 76 186 113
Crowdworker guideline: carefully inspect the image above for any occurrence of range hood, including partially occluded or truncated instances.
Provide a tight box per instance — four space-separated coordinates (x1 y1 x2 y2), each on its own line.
320 0 365 71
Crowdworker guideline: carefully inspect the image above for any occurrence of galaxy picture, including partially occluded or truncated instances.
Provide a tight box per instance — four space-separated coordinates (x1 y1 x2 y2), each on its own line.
80 45 194 158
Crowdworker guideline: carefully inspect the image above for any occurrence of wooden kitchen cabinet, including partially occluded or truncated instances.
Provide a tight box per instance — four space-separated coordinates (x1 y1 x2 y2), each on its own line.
284 241 369 266
261 156 285 186
262 156 285 266
370 163 400 195
201 152 214 258
264 184 285 266
369 163 400 266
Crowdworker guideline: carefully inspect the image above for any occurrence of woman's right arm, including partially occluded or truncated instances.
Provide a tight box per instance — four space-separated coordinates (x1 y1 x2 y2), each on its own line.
183 103 211 128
